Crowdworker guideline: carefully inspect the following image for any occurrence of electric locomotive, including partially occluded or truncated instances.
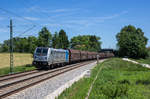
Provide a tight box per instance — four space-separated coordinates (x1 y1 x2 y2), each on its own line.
32 47 69 68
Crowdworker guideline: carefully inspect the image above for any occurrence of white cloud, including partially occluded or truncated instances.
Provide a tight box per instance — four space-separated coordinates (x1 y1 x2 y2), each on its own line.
23 9 128 30
65 11 129 25
0 28 8 33
26 6 79 14
24 17 39 21
42 23 61 27
26 6 40 12
39 10 129 31
43 8 79 13
47 9 70 13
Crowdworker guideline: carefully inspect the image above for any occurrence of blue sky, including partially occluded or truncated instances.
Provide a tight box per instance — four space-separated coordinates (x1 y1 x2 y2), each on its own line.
0 0 150 49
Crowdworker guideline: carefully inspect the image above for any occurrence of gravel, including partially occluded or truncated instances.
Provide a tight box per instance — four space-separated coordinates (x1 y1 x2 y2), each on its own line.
5 60 104 99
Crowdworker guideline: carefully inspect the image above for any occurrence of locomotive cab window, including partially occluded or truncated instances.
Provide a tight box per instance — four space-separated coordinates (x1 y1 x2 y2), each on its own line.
36 48 42 53
35 48 48 56
43 48 48 55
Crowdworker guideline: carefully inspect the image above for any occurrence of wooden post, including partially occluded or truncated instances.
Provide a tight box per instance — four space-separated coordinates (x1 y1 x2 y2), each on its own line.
97 55 99 65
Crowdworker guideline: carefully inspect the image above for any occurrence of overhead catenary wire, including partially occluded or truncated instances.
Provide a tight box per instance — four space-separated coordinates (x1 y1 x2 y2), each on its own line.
20 0 53 20
19 0 58 28
15 25 36 37
0 7 43 37
0 7 37 25
0 1 56 38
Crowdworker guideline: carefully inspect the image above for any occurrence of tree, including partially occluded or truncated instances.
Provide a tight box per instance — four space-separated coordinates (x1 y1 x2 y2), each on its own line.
37 27 52 47
57 29 69 49
147 47 150 57
147 47 150 51
70 35 101 51
89 35 101 51
116 25 148 58
1 40 9 52
0 43 2 52
15 37 28 53
27 36 38 53
1 36 38 53
0 27 52 53
52 32 59 48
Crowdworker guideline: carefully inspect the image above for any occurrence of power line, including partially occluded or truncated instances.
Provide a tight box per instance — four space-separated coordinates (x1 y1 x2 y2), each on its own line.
20 0 55 26
20 0 53 19
0 7 47 29
15 25 36 37
0 5 53 38
22 33 38 37
0 7 44 37
0 7 37 25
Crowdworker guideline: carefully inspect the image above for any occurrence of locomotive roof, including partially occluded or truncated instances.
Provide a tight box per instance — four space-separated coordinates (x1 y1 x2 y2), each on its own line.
50 48 68 52
36 47 49 49
36 47 68 52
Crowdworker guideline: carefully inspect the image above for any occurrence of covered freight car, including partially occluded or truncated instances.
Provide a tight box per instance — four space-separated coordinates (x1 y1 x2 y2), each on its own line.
87 52 93 60
68 49 80 63
80 51 88 61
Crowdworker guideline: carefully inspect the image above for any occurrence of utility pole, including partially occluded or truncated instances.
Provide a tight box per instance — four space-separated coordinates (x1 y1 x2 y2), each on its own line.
9 19 13 74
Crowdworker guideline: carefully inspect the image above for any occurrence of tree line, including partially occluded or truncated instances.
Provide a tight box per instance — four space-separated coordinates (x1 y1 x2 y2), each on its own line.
0 25 149 59
0 27 102 53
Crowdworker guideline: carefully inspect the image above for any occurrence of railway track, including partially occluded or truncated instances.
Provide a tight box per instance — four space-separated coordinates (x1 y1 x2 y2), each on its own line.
0 60 95 98
0 70 40 82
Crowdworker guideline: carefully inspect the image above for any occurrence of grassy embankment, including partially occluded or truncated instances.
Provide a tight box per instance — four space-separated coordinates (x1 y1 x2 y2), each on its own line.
134 58 150 65
0 53 36 76
134 51 150 65
58 58 150 99
131 51 150 65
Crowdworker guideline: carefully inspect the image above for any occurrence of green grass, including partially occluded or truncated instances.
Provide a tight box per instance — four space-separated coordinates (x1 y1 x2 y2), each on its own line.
0 53 35 76
133 58 150 65
89 58 150 99
58 58 150 99
132 51 150 65
0 65 36 76
57 60 102 99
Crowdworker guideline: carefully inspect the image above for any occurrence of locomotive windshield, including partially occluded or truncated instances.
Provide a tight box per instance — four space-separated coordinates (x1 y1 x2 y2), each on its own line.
36 48 42 53
35 48 48 56
43 49 48 54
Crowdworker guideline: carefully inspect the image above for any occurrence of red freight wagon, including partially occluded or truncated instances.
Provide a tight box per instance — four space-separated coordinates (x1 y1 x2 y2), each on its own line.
68 49 81 63
80 51 88 61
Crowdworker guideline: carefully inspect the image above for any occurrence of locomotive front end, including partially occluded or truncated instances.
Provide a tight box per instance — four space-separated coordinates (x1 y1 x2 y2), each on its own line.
32 47 49 68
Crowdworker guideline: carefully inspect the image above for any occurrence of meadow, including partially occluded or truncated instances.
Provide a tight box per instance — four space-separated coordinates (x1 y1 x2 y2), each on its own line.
58 58 150 99
0 53 33 68
0 53 35 76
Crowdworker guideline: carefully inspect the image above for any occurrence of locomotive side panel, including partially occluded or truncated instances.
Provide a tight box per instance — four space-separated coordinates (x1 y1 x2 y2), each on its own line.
50 48 69 64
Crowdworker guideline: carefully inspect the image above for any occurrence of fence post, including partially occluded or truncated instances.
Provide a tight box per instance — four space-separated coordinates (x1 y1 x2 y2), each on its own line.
97 55 99 65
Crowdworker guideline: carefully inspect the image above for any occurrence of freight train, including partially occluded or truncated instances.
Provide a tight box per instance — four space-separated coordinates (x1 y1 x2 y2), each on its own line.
32 47 114 69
